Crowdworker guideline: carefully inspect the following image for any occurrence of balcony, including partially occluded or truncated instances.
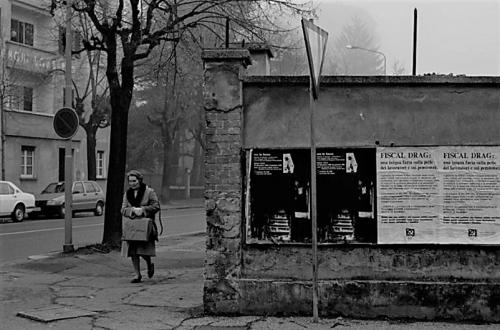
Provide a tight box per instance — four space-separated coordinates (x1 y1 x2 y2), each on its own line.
12 0 52 16
5 41 64 75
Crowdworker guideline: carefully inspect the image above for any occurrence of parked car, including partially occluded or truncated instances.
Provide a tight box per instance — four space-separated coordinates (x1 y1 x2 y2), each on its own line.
0 181 37 222
35 181 105 218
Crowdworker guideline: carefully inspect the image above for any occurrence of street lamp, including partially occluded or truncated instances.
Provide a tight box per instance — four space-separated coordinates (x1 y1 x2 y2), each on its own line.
346 45 387 75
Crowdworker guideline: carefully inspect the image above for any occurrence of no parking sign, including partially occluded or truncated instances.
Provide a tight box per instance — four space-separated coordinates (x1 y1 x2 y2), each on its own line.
53 107 79 139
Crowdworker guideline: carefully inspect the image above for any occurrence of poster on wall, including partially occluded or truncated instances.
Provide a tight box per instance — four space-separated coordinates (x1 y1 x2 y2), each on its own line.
248 149 311 243
377 146 500 244
316 149 376 243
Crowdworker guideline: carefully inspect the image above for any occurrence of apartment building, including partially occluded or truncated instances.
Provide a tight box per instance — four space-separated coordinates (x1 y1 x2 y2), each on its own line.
0 0 109 194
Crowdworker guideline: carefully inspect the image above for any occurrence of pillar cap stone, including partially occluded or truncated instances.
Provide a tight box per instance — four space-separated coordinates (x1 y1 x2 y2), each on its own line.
202 48 252 67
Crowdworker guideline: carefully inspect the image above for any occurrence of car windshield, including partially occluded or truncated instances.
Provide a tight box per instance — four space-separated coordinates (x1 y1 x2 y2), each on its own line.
42 183 64 194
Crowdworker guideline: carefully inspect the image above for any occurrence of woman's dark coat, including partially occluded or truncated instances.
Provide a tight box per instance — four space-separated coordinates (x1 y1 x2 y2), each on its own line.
121 184 160 257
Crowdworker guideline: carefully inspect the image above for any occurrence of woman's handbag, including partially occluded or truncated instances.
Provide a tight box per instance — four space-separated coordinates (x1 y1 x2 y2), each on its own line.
123 217 154 241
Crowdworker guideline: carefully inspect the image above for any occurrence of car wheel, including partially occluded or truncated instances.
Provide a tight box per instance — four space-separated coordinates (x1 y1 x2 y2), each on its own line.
58 204 65 218
12 204 25 222
94 202 104 216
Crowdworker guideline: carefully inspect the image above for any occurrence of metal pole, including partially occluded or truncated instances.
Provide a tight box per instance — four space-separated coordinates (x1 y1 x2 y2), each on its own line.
413 8 417 76
310 79 319 322
0 40 5 180
185 168 191 199
225 18 230 48
63 0 74 253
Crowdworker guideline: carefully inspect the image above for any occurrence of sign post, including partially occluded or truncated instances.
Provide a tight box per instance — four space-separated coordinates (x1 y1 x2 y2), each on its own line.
60 0 75 253
302 18 328 323
54 106 78 253
63 139 73 253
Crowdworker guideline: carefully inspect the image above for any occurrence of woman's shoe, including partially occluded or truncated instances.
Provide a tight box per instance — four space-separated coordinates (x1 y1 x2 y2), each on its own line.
131 275 142 283
147 263 155 278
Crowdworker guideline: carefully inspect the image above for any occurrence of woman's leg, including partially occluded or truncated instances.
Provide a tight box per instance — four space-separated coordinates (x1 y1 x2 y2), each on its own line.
141 255 151 267
131 256 141 279
142 256 154 278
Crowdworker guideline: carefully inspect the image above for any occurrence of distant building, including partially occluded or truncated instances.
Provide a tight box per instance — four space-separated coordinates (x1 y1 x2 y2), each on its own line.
0 0 109 194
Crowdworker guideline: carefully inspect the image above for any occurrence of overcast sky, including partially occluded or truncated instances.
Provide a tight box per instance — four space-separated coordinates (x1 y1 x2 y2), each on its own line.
314 0 500 76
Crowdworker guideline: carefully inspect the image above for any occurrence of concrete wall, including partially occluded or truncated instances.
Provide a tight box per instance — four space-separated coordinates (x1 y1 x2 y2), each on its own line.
202 49 251 313
202 50 500 321
244 76 500 148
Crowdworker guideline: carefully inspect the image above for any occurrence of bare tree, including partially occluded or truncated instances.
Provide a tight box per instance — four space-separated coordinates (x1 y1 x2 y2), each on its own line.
152 42 202 202
72 50 111 181
128 38 203 203
333 16 383 75
391 59 406 75
50 0 311 247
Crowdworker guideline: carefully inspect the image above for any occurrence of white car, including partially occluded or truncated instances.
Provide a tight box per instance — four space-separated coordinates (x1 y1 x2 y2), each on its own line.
0 181 36 222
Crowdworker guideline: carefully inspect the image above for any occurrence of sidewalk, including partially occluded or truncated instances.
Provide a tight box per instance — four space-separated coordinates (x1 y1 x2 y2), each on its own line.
162 198 204 210
1 232 498 329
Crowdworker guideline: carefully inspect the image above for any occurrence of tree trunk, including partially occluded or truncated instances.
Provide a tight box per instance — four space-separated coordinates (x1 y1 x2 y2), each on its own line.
191 140 202 186
86 126 97 180
171 130 181 184
160 140 172 203
102 47 134 246
102 96 130 247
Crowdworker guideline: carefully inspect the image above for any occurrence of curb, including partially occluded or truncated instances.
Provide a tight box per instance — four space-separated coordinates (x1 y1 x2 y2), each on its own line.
161 205 203 210
25 231 206 261
162 230 205 238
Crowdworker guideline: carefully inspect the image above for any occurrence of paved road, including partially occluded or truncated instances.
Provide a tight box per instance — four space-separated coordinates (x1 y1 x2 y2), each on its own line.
0 207 205 263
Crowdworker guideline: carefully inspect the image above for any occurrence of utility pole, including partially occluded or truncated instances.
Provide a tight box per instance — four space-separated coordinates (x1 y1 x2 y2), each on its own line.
0 28 5 180
63 0 75 253
413 8 418 76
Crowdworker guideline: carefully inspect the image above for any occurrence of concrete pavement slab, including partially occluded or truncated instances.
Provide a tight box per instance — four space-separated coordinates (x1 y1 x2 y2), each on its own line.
17 305 97 322
126 282 203 309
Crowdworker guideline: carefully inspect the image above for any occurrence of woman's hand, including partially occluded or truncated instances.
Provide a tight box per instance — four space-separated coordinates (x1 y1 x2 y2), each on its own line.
133 207 144 217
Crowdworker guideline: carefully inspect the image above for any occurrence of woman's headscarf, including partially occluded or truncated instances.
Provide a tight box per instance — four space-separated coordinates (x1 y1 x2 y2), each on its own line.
126 170 146 206
127 170 143 183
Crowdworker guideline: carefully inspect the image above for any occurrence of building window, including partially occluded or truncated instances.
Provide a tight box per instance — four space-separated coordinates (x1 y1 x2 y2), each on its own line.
97 151 105 178
8 85 33 111
21 146 35 178
23 87 33 111
11 19 34 46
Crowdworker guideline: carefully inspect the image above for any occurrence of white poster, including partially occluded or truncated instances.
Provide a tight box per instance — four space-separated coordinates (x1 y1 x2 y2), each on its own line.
377 146 500 244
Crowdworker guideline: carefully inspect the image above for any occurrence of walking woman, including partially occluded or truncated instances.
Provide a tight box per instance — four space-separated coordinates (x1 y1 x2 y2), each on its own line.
121 170 160 283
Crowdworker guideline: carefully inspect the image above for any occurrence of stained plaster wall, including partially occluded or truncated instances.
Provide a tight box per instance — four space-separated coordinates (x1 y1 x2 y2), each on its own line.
243 76 500 148
202 49 500 321
240 76 500 320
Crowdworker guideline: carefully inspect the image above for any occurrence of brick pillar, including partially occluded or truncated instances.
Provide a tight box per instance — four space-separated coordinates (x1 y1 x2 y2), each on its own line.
202 49 251 314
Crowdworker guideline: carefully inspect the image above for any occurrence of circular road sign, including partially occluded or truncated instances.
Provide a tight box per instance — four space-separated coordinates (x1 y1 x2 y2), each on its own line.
53 107 79 139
